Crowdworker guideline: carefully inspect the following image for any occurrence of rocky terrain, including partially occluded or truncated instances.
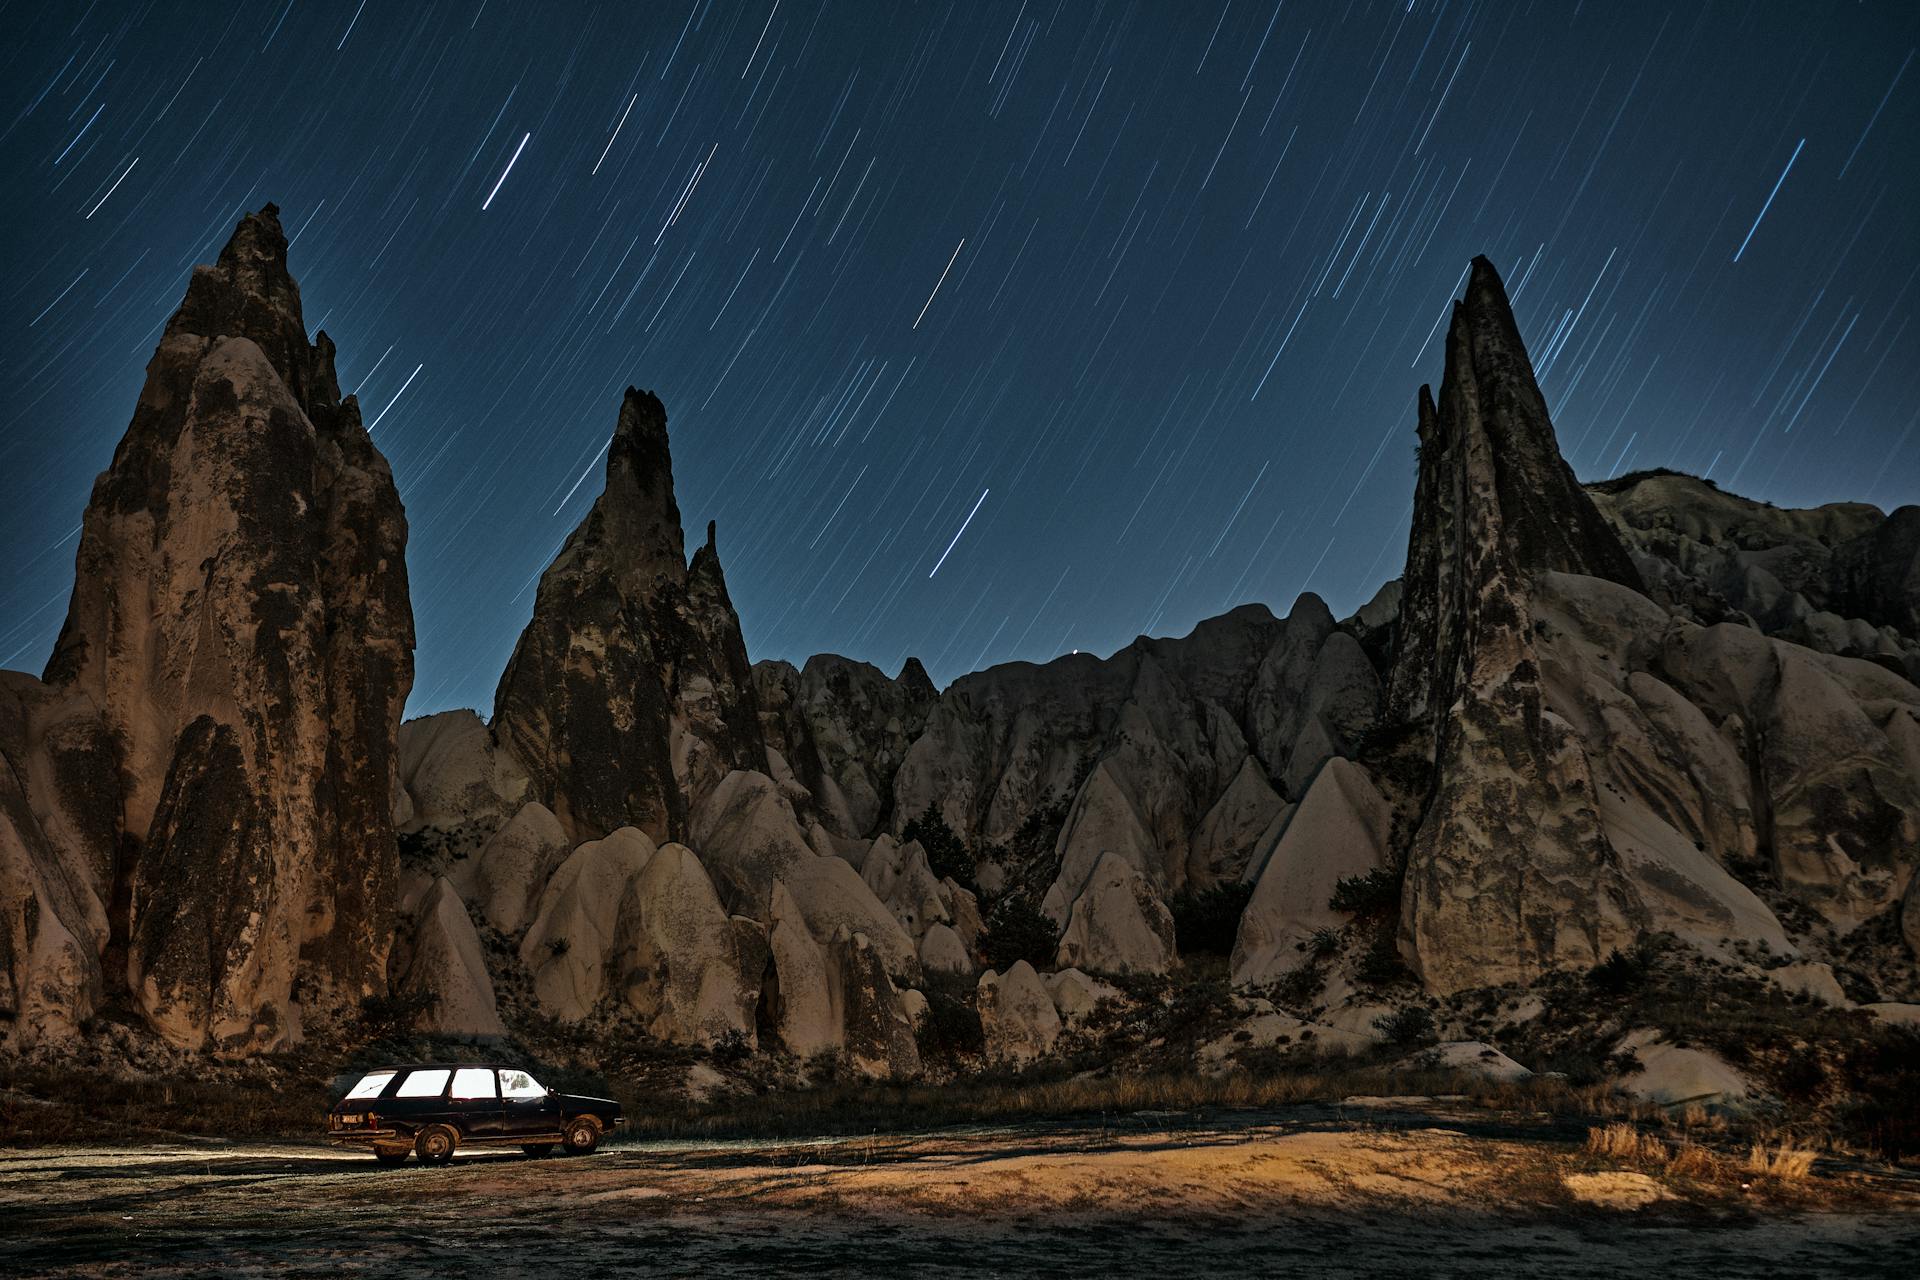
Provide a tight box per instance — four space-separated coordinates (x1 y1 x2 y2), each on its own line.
3 211 1917 1149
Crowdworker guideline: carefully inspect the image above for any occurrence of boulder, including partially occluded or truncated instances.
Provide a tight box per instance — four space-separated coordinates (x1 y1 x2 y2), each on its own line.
1055 851 1177 975
781 852 921 982
1616 1029 1753 1108
401 878 506 1038
472 802 570 933
397 710 527 832
918 922 974 975
825 926 920 1079
1231 758 1391 987
519 828 656 1020
764 880 839 1058
1766 961 1849 1006
977 960 1062 1065
613 843 762 1047
1404 1040 1531 1083
1043 967 1120 1024
689 768 816 914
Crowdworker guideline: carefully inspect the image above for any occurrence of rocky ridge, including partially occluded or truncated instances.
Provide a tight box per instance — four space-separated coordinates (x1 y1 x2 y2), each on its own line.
2 215 1915 1112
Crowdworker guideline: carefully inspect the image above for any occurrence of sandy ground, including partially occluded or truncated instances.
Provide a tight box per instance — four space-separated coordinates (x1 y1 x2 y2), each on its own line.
3 1105 1916 1277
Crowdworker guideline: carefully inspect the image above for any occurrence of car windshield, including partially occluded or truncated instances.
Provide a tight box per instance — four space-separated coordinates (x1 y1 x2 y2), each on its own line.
499 1069 545 1100
344 1071 394 1100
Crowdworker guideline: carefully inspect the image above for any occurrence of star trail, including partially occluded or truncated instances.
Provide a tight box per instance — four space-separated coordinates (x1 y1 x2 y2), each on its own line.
3 1 1916 714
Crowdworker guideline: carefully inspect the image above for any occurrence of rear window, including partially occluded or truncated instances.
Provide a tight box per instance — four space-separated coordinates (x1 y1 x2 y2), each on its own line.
395 1069 451 1098
345 1072 394 1100
500 1070 544 1099
451 1068 496 1099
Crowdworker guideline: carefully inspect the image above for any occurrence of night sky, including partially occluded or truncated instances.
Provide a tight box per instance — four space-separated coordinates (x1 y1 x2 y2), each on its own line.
4 2 1917 717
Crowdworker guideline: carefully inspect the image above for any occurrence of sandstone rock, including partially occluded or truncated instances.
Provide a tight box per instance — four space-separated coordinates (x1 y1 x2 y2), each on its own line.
825 926 920 1078
1767 962 1849 1006
781 852 921 983
860 837 952 939
33 205 414 1053
613 842 760 1047
1186 755 1287 886
1404 1040 1531 1083
1055 850 1177 975
1043 967 1120 1024
401 878 506 1038
1862 1002 1920 1027
898 987 930 1032
763 880 838 1059
0 675 114 1044
755 654 936 838
977 961 1061 1065
473 802 570 933
519 828 656 1020
689 769 816 914
1617 1028 1753 1108
493 388 766 846
1231 758 1391 987
918 922 974 975
397 710 527 833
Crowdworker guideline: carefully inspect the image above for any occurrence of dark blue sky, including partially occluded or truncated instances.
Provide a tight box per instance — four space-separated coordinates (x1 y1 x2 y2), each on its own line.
4 1 1916 715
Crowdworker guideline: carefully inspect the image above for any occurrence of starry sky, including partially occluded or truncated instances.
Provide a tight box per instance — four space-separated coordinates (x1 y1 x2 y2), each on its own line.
4 1 1917 716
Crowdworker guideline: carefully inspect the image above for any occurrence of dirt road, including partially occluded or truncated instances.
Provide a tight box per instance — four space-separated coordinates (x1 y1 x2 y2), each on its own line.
4 1106 1916 1276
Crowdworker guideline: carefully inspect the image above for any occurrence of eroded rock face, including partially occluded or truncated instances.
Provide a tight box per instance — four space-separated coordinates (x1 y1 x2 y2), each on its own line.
19 205 413 1053
1389 258 1644 994
977 960 1062 1064
613 843 762 1047
755 655 937 837
492 388 766 846
401 878 506 1038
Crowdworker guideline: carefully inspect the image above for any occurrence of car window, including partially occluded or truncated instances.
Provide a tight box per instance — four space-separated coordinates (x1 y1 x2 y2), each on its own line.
451 1068 496 1099
395 1068 451 1098
344 1072 395 1100
499 1070 545 1100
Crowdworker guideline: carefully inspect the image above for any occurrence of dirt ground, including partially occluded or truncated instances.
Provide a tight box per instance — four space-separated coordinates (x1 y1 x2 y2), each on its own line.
4 1104 1916 1277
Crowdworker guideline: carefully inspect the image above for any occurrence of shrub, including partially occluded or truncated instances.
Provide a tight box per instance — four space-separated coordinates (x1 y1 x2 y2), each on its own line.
710 1029 752 1066
902 803 975 890
1356 929 1411 986
1373 1005 1435 1048
916 982 985 1061
1329 867 1400 918
980 897 1058 972
359 990 434 1034
1169 882 1254 956
1588 945 1653 994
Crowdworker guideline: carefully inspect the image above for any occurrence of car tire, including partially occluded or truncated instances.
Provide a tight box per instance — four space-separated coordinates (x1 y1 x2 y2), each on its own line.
414 1124 459 1166
521 1143 555 1158
373 1148 410 1167
562 1117 600 1155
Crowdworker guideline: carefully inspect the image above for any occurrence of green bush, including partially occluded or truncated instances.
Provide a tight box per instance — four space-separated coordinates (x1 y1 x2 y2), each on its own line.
1169 881 1254 956
901 802 976 890
980 897 1058 972
1588 945 1653 994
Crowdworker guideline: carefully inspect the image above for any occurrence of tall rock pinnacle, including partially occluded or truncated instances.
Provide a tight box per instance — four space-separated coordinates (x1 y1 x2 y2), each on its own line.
492 388 767 845
29 204 415 1051
1387 257 1643 993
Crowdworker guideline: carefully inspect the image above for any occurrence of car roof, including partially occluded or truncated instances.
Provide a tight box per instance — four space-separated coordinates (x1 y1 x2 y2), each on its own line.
356 1062 528 1074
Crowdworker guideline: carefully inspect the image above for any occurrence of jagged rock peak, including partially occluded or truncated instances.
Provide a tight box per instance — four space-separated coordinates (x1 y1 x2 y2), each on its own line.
1447 256 1642 589
492 387 766 847
897 656 936 699
167 203 343 421
1389 255 1643 728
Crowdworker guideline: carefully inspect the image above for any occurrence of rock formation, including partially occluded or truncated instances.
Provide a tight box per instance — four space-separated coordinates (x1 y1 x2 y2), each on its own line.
492 388 766 846
3 205 413 1053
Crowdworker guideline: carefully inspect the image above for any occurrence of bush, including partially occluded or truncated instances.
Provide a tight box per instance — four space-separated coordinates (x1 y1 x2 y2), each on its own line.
1373 1005 1435 1048
1329 867 1400 918
916 981 985 1061
980 897 1058 972
1588 945 1653 994
360 990 434 1034
1169 882 1254 956
1356 929 1411 986
902 803 975 890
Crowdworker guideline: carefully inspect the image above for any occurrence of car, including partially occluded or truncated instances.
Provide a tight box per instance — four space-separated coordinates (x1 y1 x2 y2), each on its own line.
327 1062 622 1166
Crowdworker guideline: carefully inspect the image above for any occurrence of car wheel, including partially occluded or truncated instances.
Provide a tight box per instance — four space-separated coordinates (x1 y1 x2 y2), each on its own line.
373 1147 410 1167
521 1143 555 1158
562 1117 600 1155
414 1124 459 1166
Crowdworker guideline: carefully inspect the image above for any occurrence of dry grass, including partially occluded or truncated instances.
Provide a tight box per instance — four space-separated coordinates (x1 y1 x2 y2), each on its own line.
1586 1122 1668 1163
1745 1137 1818 1181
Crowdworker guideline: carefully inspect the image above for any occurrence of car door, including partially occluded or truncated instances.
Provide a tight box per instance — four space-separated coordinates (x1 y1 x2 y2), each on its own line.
497 1068 560 1137
449 1067 503 1136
